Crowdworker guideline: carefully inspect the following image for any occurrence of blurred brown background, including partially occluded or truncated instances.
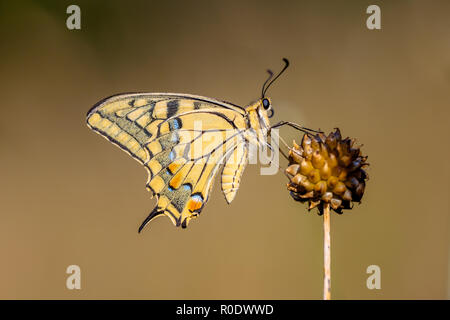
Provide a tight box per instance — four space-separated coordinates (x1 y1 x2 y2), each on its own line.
0 0 448 299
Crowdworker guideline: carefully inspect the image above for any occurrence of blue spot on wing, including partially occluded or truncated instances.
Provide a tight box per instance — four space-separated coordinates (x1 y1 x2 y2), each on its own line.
170 118 182 130
191 194 203 202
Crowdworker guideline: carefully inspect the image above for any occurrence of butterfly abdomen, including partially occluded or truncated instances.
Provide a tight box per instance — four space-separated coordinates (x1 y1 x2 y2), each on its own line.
221 142 248 204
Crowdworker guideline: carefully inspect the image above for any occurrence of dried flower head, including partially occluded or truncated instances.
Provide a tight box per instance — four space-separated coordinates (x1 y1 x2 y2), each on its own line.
286 128 369 214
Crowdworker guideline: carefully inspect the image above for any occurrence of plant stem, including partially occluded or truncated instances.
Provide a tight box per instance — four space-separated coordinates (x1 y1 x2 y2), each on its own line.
323 203 331 300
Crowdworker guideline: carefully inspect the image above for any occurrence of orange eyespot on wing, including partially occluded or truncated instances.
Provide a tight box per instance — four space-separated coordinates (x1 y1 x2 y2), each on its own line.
187 194 204 213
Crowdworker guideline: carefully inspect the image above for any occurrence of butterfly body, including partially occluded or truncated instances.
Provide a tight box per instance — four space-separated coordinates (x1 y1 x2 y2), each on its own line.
87 93 274 229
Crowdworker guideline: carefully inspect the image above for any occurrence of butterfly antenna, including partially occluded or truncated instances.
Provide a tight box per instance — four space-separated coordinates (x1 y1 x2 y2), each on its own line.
261 69 274 99
262 58 290 97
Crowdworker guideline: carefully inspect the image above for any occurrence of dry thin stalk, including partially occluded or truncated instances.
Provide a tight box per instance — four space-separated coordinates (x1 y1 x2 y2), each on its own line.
285 129 369 299
323 203 331 300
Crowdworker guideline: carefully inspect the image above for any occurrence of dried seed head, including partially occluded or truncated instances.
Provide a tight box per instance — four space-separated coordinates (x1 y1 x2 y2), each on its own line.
286 128 369 215
286 164 300 176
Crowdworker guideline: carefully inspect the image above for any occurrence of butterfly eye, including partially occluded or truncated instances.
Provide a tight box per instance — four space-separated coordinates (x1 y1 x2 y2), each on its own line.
262 98 270 109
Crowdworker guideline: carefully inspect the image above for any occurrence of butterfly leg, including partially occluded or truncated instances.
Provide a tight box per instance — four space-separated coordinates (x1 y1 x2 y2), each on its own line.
268 121 321 163
270 121 322 136
266 132 289 161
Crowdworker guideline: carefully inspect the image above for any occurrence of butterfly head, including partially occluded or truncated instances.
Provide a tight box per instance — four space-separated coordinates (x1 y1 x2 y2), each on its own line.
261 97 274 118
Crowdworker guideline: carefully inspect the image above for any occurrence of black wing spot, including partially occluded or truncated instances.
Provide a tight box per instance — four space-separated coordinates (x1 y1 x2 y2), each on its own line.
167 100 179 119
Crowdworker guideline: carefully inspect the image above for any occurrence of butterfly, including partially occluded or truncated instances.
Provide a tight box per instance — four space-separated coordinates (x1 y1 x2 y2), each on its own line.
86 59 312 231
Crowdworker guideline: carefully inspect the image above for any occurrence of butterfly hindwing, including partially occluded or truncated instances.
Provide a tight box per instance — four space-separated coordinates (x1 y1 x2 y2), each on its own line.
145 128 246 228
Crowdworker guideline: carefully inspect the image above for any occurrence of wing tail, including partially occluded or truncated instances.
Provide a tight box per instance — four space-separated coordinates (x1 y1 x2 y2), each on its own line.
138 207 165 233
